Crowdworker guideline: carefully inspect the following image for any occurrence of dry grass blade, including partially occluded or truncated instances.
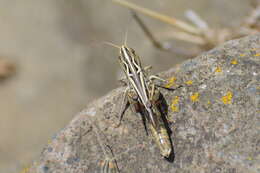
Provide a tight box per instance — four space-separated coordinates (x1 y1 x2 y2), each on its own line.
112 0 260 56
112 0 202 35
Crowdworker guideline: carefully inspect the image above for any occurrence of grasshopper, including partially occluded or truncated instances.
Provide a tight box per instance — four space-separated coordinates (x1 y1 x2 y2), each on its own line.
110 42 172 157
98 145 119 173
117 44 169 127
117 45 157 127
99 144 144 173
91 121 143 173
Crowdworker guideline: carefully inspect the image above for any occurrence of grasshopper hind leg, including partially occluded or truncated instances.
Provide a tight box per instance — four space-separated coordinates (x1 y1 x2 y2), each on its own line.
139 109 149 136
127 90 149 136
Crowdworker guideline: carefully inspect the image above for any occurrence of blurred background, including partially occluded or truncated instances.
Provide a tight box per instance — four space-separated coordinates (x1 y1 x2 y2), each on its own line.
0 0 251 172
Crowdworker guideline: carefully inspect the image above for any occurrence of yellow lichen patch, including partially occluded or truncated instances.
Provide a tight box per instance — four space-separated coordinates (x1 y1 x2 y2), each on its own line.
171 105 179 113
247 157 253 161
172 96 179 105
185 80 193 85
221 91 233 104
215 66 222 73
48 139 52 145
164 77 176 88
20 166 30 173
190 92 199 102
207 100 211 105
170 96 179 112
239 54 245 57
231 59 238 65
254 53 260 56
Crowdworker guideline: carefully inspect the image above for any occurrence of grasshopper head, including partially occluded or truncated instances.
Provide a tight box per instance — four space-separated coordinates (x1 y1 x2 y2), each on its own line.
118 45 142 74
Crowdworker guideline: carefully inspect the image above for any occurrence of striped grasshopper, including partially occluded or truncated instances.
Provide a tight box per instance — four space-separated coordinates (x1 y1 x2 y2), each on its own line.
91 121 143 173
112 43 172 157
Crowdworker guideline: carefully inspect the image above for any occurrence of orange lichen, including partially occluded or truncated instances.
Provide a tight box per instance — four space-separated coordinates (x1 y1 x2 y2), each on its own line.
231 59 238 65
215 67 222 73
190 92 199 102
254 53 260 56
185 80 193 85
239 54 245 57
170 96 179 112
109 161 116 169
164 77 176 88
221 91 233 104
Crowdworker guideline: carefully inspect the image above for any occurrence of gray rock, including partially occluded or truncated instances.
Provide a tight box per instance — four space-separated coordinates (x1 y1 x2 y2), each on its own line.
28 34 260 173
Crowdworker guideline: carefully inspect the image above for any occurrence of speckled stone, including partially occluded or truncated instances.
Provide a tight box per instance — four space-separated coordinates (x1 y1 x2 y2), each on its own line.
28 34 260 173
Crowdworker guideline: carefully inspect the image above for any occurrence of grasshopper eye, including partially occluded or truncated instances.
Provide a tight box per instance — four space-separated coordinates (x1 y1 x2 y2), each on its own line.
132 93 138 100
129 48 135 54
128 90 138 101
146 101 152 108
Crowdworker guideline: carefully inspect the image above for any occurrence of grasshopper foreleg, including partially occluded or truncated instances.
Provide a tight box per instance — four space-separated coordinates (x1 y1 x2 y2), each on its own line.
149 75 166 82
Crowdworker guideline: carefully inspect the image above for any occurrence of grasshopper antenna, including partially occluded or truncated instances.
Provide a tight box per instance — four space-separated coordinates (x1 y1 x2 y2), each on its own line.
103 41 121 49
91 122 108 157
124 27 129 46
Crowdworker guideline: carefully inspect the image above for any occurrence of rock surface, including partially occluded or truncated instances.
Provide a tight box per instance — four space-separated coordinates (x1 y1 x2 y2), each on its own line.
28 34 259 173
